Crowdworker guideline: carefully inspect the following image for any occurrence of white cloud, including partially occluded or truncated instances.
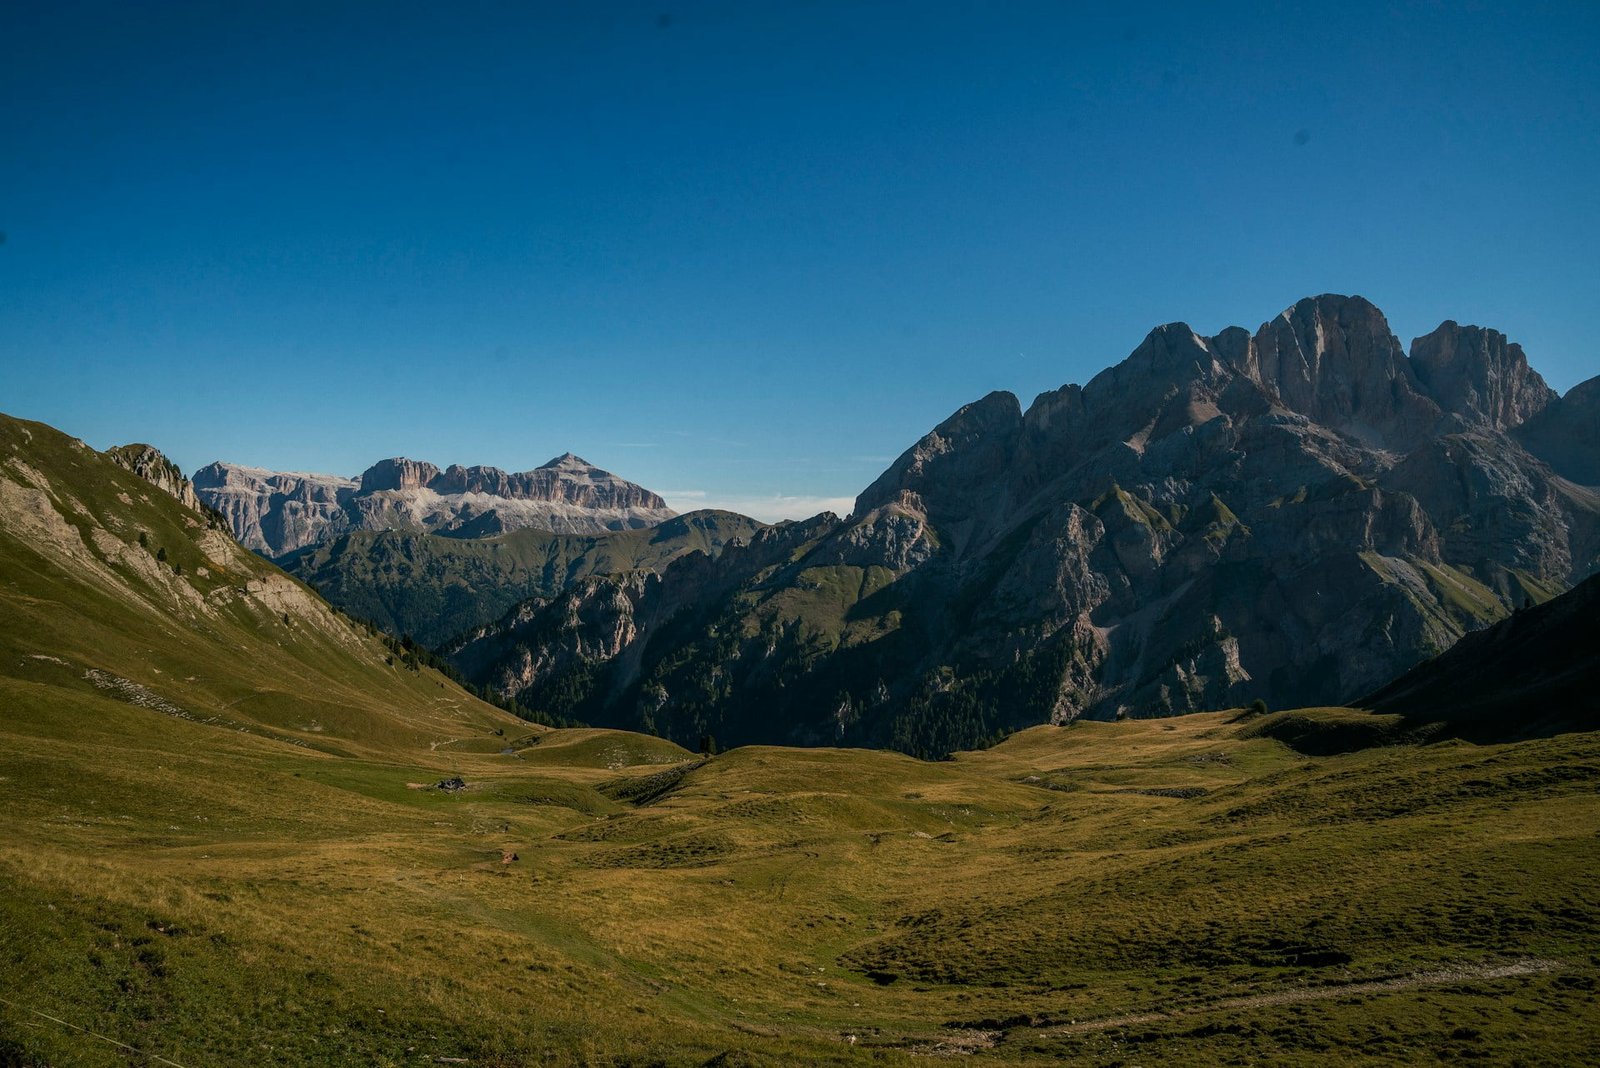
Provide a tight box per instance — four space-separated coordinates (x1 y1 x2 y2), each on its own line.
662 492 856 524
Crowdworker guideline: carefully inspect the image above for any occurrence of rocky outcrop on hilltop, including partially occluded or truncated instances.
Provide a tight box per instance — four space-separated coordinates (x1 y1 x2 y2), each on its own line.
195 453 676 558
1360 570 1600 736
107 444 206 514
449 295 1600 757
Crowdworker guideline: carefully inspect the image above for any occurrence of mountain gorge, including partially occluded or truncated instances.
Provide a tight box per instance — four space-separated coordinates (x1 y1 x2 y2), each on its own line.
446 295 1600 755
195 452 677 558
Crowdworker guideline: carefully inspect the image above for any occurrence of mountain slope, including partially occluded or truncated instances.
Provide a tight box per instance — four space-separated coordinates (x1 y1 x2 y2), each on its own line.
1359 570 1600 736
284 509 765 647
449 295 1600 755
195 452 677 557
0 411 524 758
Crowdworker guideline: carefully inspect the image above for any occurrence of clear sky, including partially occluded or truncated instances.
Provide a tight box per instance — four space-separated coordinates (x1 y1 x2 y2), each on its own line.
2 2 1596 521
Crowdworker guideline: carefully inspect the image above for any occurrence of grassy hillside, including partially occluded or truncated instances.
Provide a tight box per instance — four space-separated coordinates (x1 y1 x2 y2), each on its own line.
3 411 1597 1064
285 510 765 648
0 411 524 757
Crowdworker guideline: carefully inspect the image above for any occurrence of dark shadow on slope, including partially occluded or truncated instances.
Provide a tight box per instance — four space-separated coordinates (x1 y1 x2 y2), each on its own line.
1357 570 1600 742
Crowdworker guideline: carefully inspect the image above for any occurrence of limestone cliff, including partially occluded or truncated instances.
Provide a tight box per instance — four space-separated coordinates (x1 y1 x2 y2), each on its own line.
195 453 676 558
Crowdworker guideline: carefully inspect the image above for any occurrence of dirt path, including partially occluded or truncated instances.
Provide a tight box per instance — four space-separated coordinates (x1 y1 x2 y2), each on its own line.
1045 957 1561 1037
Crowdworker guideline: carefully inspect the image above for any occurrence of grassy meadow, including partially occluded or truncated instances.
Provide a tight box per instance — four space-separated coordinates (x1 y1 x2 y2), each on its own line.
3 700 1597 1066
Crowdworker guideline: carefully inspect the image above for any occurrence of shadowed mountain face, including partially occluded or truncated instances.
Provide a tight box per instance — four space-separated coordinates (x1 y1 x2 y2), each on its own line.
194 453 677 559
448 295 1600 756
1359 570 1600 737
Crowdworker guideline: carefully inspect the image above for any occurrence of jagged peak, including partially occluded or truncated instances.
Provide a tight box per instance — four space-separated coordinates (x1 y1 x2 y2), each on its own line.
1409 319 1556 431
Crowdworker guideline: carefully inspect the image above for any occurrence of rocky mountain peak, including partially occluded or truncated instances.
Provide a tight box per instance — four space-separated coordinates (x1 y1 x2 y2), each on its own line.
1082 323 1202 397
434 293 1599 759
853 391 1022 524
1246 294 1439 449
1410 320 1557 430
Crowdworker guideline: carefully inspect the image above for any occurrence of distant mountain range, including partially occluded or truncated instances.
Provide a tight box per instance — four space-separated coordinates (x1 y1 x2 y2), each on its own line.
443 295 1600 755
14 291 1592 761
194 453 677 558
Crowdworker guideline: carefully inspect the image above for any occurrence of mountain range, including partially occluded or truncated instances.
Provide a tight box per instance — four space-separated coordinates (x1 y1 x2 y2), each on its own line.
194 452 677 558
442 294 1600 755
2 345 1598 1064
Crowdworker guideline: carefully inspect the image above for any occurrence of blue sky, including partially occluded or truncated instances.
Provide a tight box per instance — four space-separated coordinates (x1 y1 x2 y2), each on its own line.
2 2 1596 521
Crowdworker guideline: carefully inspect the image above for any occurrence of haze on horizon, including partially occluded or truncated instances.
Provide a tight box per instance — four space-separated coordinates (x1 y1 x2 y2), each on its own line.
2 1 1597 522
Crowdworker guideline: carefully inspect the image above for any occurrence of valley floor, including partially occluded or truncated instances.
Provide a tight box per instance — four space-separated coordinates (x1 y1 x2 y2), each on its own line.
3 684 1598 1066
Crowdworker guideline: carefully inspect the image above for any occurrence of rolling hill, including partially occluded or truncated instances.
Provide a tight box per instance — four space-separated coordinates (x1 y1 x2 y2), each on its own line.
1360 570 1600 737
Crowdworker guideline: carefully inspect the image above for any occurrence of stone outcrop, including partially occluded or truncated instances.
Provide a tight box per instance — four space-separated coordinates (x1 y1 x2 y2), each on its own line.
448 295 1600 757
195 453 676 558
107 444 205 514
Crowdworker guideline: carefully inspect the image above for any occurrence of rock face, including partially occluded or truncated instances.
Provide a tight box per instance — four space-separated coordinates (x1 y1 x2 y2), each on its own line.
449 294 1600 757
194 454 676 558
1411 321 1558 432
106 444 205 514
191 464 358 557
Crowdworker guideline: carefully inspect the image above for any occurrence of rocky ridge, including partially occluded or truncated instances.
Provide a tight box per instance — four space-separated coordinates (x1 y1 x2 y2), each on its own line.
106 443 207 514
195 453 676 558
448 295 1600 756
